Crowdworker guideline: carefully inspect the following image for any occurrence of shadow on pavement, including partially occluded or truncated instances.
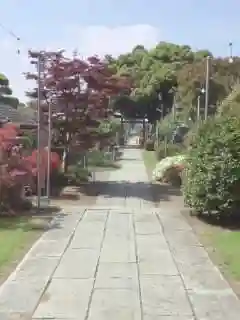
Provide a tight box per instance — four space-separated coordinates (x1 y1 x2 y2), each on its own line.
77 180 181 204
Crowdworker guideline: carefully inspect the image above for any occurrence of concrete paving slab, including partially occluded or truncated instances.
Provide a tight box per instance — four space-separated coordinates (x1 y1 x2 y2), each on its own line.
53 249 99 279
135 222 162 235
0 146 239 320
140 276 193 317
28 239 69 258
95 262 138 289
138 253 178 276
100 243 136 263
33 278 94 319
0 277 50 314
188 289 240 320
11 256 59 280
88 288 141 320
165 229 203 248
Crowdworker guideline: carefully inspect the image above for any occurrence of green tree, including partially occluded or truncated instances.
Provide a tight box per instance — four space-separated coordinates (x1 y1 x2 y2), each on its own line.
218 83 240 116
177 57 240 113
107 42 240 122
0 73 19 109
108 42 209 122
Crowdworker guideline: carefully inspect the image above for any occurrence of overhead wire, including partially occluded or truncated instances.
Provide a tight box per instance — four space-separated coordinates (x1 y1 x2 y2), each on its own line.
0 21 21 54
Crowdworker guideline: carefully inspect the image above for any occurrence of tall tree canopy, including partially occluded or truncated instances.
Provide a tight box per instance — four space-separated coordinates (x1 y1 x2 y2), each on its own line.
107 42 240 122
25 51 131 171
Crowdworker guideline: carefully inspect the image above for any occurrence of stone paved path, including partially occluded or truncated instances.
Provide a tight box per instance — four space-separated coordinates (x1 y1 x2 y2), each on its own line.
0 147 240 319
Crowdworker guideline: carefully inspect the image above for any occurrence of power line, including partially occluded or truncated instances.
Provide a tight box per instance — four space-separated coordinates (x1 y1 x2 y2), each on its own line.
0 21 21 54
0 22 20 41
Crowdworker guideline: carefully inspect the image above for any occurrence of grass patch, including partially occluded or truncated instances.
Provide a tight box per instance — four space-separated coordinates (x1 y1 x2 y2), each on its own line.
90 163 121 171
184 212 240 296
0 216 49 282
142 150 157 179
210 231 240 280
89 162 121 170
88 150 120 169
70 150 121 174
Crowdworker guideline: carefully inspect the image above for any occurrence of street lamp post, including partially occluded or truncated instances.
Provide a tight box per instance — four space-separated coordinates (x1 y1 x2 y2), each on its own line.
197 88 205 122
46 101 52 200
155 93 162 148
197 95 201 122
203 44 234 122
229 42 233 64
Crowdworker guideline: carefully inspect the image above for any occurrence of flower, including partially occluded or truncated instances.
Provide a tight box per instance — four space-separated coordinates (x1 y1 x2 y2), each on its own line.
152 155 186 181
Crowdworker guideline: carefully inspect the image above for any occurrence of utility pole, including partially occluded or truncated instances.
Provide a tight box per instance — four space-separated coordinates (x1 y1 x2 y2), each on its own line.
36 53 45 210
29 51 48 209
204 56 210 121
28 49 64 210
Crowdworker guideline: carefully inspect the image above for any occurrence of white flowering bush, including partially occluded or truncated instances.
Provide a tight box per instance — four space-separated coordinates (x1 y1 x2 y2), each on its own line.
152 155 186 181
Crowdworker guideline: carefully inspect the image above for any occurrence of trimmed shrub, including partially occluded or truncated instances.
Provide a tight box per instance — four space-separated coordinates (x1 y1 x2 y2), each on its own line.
68 165 92 184
183 120 204 148
153 155 185 185
155 143 183 160
144 139 155 151
163 166 182 186
182 115 240 216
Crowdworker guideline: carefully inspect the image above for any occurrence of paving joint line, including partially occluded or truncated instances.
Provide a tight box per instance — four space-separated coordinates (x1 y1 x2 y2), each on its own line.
155 212 197 319
132 212 144 320
84 209 110 320
31 208 88 318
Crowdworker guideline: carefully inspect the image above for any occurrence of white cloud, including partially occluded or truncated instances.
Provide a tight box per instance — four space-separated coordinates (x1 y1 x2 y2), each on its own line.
71 25 160 57
0 24 160 102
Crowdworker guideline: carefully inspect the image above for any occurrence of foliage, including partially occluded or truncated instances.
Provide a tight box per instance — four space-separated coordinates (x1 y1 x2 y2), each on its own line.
68 165 91 183
182 115 240 215
155 142 183 160
162 165 183 186
107 42 240 122
144 139 155 151
0 73 19 109
98 119 121 135
183 121 203 148
0 123 35 214
153 154 186 182
25 150 61 173
25 51 131 172
96 119 121 147
22 131 37 149
87 150 118 168
218 83 240 116
156 114 178 140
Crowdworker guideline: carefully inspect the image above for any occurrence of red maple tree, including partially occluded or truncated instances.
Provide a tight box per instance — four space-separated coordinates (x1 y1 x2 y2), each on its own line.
0 123 35 214
0 121 62 214
25 51 131 171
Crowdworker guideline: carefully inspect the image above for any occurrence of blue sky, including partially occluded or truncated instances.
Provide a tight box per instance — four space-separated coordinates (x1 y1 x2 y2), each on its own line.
1 0 240 101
